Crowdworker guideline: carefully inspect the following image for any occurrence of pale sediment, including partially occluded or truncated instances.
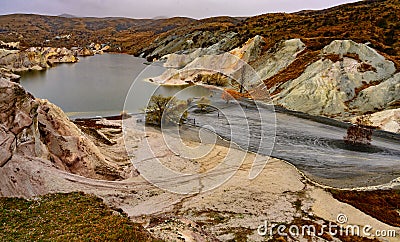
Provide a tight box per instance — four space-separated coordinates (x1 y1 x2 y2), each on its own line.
1 115 398 241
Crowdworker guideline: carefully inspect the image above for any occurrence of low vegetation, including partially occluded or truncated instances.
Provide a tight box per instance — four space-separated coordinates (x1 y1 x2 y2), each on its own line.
233 0 400 67
0 192 159 241
329 189 400 227
194 73 231 87
196 96 211 111
144 95 188 127
221 89 250 103
1 0 398 66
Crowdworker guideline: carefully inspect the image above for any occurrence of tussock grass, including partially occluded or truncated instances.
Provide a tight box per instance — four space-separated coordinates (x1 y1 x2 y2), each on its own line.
0 192 160 241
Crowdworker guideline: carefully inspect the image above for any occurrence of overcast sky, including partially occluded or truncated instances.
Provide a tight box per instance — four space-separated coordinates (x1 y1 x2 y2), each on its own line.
1 0 361 19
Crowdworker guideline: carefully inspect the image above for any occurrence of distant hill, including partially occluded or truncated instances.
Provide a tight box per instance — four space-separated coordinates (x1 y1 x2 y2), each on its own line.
142 0 399 67
58 13 77 18
0 13 234 55
152 16 169 20
0 0 398 65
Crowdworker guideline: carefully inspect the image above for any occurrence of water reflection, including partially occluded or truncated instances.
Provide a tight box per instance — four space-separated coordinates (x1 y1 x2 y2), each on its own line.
20 54 209 118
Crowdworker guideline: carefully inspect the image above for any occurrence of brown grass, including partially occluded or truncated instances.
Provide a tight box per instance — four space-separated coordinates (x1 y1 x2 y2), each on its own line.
329 189 400 227
232 0 400 68
1 0 399 65
0 192 160 241
263 50 320 94
358 62 377 72
324 53 343 62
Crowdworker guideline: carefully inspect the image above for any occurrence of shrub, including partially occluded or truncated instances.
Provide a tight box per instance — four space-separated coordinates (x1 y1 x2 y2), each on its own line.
194 73 230 87
144 95 188 126
196 96 211 111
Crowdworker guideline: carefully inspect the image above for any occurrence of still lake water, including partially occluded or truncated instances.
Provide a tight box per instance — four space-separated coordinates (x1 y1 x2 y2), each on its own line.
20 54 209 118
20 53 400 188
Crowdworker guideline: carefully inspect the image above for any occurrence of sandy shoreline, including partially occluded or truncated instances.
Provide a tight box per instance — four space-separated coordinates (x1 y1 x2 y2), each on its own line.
73 112 400 191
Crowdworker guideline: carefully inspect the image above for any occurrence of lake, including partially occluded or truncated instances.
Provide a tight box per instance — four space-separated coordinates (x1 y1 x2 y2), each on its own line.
20 53 400 188
20 53 210 118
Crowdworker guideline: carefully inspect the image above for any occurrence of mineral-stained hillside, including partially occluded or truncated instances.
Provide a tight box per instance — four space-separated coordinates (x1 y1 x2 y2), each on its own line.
149 35 400 132
0 0 399 63
0 14 240 55
1 2 400 240
138 0 400 132
142 0 400 66
0 14 196 53
233 0 400 62
0 0 399 131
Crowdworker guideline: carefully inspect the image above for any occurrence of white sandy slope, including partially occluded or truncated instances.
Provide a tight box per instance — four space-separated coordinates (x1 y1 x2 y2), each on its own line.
1 117 398 241
149 38 400 133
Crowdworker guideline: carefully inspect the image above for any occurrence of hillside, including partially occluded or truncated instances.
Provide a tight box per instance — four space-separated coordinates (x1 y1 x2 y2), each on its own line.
0 0 399 130
0 14 240 55
1 0 398 63
234 0 400 65
148 35 400 132
0 14 196 53
1 2 400 240
137 0 400 132
142 0 400 66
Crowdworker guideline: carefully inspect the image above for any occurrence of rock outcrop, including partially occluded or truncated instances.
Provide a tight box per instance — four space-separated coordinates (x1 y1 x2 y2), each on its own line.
0 77 124 180
0 40 20 50
72 43 110 57
353 108 400 133
272 40 398 119
151 36 305 87
265 40 399 132
151 38 399 132
74 47 94 57
350 72 400 113
0 43 81 82
0 46 78 72
145 31 240 61
0 67 20 82
229 35 266 63
252 38 306 81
